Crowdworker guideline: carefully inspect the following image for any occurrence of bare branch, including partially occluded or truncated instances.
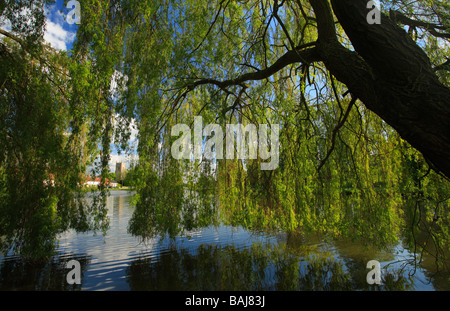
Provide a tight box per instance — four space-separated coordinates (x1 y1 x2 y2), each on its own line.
390 10 450 40
317 97 356 172
188 44 319 90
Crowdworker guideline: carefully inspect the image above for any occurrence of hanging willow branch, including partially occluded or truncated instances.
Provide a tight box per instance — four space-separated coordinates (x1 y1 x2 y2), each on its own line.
317 96 356 172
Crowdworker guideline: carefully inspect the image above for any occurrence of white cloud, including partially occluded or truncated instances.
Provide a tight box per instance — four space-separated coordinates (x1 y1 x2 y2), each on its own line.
43 3 76 51
1 6 75 51
44 19 75 50
0 16 12 32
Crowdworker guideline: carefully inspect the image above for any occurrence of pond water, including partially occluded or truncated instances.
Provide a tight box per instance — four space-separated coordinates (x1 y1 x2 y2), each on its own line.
0 191 449 291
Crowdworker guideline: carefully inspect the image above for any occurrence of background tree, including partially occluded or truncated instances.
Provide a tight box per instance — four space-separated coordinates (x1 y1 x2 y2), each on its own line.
0 0 112 259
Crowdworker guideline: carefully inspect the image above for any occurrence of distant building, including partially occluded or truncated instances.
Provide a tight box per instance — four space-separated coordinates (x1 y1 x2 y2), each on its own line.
85 176 101 187
84 176 118 188
109 180 118 188
115 162 127 182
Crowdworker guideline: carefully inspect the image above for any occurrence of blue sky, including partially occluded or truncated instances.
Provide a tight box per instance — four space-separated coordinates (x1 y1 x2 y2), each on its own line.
43 0 78 51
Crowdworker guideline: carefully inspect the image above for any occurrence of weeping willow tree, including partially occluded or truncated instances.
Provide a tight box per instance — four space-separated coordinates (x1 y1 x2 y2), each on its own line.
0 0 113 259
1 0 449 265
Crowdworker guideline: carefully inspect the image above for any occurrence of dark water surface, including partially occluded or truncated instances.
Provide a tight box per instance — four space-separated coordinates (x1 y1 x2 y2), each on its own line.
1 191 449 291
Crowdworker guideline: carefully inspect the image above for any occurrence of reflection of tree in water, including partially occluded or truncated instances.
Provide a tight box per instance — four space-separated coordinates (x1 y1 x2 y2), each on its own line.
128 165 450 283
0 255 90 291
126 242 413 291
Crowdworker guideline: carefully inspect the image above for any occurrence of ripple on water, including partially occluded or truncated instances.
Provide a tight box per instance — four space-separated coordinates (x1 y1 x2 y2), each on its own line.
0 192 448 291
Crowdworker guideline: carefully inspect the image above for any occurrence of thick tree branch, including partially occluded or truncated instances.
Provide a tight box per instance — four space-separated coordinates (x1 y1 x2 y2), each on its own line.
328 0 450 178
309 0 337 42
188 44 320 90
330 0 435 81
309 0 376 105
0 28 26 48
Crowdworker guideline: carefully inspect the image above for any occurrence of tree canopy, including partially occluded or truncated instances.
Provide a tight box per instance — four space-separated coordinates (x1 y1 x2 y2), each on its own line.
1 0 449 262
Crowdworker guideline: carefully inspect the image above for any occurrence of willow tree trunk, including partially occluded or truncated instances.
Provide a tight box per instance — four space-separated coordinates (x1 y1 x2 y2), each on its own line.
311 0 450 178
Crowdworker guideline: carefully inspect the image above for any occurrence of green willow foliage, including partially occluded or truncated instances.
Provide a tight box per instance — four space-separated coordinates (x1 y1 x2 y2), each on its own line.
0 1 111 259
1 0 449 265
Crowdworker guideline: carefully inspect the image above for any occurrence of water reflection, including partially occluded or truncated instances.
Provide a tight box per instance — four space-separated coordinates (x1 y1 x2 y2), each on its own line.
0 254 90 291
125 236 439 291
0 192 449 291
126 243 355 291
